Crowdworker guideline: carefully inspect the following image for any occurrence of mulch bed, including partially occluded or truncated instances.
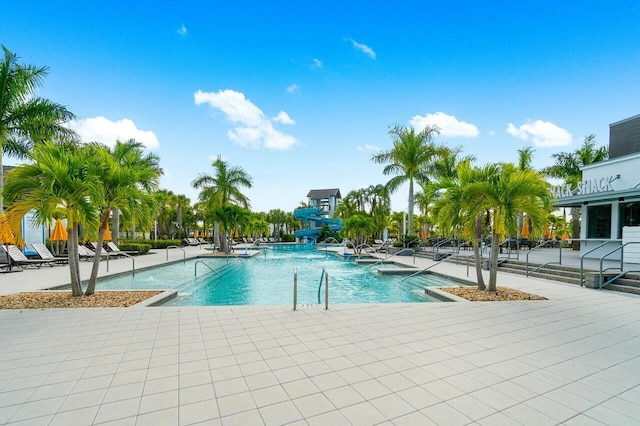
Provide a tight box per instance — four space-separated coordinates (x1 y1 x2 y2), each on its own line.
0 291 162 309
441 286 547 301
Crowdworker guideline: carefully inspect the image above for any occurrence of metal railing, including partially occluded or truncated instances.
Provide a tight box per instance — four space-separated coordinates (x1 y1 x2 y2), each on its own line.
579 241 614 287
525 240 563 277
293 269 298 310
166 245 186 263
194 260 222 278
368 248 415 269
105 252 135 276
292 268 328 310
598 242 640 289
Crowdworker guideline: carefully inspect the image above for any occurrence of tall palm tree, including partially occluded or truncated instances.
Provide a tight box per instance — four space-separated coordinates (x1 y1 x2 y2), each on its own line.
542 134 608 249
0 46 77 212
192 155 253 208
193 156 252 252
85 140 162 295
466 164 552 291
371 124 442 236
515 146 536 238
3 142 101 296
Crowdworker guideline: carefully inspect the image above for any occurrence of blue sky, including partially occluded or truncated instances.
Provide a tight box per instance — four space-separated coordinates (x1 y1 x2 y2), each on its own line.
2 1 639 213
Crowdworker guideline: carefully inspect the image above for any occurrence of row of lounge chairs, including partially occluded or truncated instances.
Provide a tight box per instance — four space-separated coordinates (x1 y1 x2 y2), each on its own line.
1 242 138 272
183 237 214 246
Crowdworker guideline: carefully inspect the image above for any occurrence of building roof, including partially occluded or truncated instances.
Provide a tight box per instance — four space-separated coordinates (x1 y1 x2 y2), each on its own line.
306 188 341 200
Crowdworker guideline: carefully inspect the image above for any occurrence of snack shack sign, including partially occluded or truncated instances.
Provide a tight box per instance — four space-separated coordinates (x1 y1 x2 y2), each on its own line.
554 175 620 199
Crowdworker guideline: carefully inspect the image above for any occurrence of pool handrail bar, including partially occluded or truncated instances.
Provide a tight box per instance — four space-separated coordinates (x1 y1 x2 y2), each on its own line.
579 241 616 287
105 251 136 276
400 255 450 282
368 248 416 269
166 245 186 263
525 240 563 277
194 260 222 278
293 269 298 310
318 268 325 304
598 241 640 289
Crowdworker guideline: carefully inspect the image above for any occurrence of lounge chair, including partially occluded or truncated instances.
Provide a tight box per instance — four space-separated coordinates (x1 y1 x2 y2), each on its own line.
31 243 68 264
1 245 56 268
105 242 138 256
183 238 199 246
77 245 108 260
197 238 209 245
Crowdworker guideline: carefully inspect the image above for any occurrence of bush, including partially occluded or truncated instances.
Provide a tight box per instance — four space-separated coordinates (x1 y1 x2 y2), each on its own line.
118 242 151 254
281 234 295 242
120 239 181 249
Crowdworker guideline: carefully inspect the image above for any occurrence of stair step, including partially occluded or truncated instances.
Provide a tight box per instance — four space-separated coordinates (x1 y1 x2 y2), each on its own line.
604 283 640 295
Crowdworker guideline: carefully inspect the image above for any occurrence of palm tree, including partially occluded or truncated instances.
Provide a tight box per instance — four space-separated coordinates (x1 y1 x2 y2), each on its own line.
466 164 552 291
192 155 253 208
0 46 77 212
515 146 536 238
85 140 162 295
3 142 101 296
192 156 252 252
341 212 374 254
371 124 442 236
542 134 608 249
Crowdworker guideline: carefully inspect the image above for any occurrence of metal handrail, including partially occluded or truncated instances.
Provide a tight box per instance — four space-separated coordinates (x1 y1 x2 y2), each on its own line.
194 260 222 278
525 240 563 276
598 241 640 289
318 268 326 304
579 241 615 287
355 243 373 257
400 255 451 282
432 238 452 258
166 245 186 263
368 248 415 269
105 252 136 276
293 269 298 311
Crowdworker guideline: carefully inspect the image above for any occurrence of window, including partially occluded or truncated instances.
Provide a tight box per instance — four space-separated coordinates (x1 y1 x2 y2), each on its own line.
619 201 640 237
587 205 611 238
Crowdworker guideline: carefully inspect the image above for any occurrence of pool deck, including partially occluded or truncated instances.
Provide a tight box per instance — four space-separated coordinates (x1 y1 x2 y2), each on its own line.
1 246 640 425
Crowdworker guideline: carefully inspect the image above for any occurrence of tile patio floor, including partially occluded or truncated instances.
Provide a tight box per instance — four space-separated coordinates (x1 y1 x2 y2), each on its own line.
1 247 640 425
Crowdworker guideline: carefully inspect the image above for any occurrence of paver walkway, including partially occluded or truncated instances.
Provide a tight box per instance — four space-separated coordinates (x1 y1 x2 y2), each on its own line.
1 247 640 425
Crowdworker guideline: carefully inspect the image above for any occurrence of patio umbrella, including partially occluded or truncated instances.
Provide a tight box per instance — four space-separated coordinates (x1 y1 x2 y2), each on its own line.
50 219 68 256
521 220 530 238
103 224 112 241
194 229 199 239
0 213 16 272
543 224 551 239
562 231 570 241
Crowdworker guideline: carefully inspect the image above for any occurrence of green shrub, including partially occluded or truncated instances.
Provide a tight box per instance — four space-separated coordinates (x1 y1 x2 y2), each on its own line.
120 239 181 249
117 242 151 254
281 234 295 242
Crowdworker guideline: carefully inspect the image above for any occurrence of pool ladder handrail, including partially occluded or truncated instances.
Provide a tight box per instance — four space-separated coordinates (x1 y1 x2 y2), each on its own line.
368 248 415 269
166 245 186 263
194 260 222 278
400 255 451 282
293 268 328 311
105 251 135 276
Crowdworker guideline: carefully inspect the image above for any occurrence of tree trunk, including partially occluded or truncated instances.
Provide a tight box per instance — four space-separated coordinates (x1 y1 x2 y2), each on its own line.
113 208 120 245
488 228 499 291
571 206 580 250
407 179 415 236
86 211 109 295
473 215 486 290
68 222 83 296
0 153 3 213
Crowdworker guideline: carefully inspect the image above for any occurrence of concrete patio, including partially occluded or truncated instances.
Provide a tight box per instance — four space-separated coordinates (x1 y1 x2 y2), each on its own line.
1 246 639 425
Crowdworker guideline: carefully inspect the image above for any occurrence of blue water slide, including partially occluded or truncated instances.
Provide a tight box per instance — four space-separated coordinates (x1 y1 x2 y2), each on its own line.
294 207 343 239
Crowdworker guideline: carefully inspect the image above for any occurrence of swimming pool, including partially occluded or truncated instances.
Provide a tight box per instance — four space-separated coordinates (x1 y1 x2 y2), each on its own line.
91 248 455 306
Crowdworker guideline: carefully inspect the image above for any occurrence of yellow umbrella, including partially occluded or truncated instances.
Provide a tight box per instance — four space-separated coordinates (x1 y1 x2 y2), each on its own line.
543 224 551 239
521 220 530 238
562 231 570 241
103 224 112 241
50 219 68 241
194 229 199 238
0 213 16 244
234 229 239 238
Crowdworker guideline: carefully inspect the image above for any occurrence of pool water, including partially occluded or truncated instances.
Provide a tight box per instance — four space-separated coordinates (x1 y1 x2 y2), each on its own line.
93 248 455 306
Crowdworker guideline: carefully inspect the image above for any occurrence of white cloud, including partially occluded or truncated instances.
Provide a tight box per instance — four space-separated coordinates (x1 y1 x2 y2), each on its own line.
311 58 323 69
177 24 187 36
286 83 299 94
67 116 159 149
346 38 376 59
357 144 380 152
273 111 295 125
506 120 572 147
195 89 299 150
409 112 479 137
